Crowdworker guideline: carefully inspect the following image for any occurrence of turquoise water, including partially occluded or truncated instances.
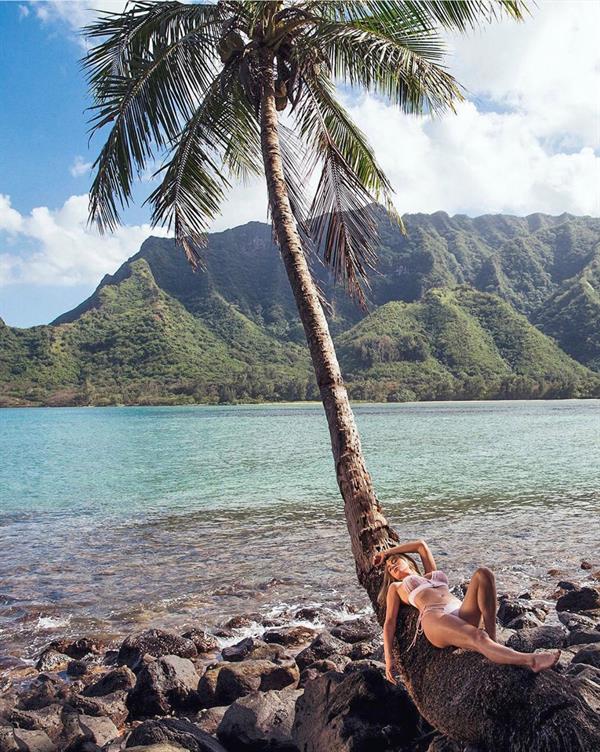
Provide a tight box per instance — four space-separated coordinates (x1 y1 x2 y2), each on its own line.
0 401 598 662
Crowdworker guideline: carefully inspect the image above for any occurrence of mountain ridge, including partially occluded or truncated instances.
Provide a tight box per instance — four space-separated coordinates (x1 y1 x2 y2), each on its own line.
2 211 599 406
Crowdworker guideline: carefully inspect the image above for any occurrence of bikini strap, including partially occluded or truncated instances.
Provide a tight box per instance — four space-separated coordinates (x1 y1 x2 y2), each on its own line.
408 610 424 650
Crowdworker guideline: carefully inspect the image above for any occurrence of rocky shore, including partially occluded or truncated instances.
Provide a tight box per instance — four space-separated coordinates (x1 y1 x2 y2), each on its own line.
1 576 600 752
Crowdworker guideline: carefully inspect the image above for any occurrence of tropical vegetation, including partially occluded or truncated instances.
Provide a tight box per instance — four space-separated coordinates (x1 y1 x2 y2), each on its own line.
2 212 598 407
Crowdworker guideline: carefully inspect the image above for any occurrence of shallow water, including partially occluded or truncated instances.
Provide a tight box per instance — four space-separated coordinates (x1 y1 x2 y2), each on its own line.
0 401 598 665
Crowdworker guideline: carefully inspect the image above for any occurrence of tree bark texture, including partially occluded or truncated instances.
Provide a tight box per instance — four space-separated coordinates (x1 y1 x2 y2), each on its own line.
258 50 398 586
258 54 600 752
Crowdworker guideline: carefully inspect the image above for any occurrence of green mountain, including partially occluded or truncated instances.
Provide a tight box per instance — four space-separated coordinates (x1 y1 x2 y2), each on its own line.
0 258 313 407
533 253 600 371
1 212 599 407
338 287 597 402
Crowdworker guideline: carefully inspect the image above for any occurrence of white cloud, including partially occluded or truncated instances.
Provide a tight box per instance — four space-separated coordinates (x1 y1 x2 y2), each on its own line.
0 195 24 233
20 0 600 226
447 1 600 148
343 96 600 217
18 5 29 19
211 179 270 233
0 194 171 287
30 0 130 47
70 156 92 178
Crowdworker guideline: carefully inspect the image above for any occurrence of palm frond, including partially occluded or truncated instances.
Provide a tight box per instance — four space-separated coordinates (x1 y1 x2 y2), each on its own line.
278 123 313 235
400 1 527 31
310 20 461 115
309 148 380 308
304 1 526 30
278 123 334 315
147 63 262 265
282 61 407 303
84 2 221 232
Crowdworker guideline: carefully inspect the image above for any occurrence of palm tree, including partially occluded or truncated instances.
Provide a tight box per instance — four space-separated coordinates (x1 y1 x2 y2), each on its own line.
85 2 600 748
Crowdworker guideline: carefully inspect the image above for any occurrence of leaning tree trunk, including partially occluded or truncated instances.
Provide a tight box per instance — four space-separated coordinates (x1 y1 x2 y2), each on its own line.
258 54 600 752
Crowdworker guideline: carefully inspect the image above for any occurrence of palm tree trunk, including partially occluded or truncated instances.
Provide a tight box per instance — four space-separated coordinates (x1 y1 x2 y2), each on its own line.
258 52 397 586
258 55 600 752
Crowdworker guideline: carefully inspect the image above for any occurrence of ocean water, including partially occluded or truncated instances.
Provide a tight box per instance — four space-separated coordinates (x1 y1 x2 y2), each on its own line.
0 401 598 665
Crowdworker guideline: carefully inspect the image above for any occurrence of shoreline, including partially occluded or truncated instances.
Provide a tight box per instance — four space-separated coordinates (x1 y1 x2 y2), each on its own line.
2 397 600 410
1 573 599 751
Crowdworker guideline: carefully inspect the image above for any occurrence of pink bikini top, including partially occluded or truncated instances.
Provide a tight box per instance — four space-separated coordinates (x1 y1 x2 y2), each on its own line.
402 570 450 606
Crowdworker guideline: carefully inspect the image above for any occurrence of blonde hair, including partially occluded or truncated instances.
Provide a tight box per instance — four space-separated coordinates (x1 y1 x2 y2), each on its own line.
377 553 421 609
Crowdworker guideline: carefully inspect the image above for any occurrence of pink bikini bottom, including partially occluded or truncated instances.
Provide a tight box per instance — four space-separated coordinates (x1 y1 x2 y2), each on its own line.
409 599 462 649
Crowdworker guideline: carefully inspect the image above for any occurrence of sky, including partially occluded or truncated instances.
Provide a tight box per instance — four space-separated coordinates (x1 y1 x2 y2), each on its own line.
0 0 599 328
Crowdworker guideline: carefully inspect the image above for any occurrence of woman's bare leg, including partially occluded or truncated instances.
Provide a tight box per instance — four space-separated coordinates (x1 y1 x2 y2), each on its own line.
458 566 498 641
422 613 559 672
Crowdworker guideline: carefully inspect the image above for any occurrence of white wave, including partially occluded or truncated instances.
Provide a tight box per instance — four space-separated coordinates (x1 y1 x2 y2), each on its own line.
214 599 374 650
35 615 71 630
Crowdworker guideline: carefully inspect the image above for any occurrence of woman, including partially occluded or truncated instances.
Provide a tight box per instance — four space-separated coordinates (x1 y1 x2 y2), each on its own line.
374 539 560 682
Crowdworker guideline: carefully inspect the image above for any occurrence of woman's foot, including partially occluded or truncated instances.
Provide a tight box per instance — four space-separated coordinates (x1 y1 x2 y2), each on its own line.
530 650 560 673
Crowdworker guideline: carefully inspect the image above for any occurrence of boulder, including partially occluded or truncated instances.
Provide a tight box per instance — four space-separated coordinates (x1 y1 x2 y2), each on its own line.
556 586 600 613
17 676 69 712
0 726 18 752
505 625 567 652
10 703 63 742
69 690 129 727
293 608 320 622
76 715 119 748
182 629 219 654
35 651 70 674
118 630 197 669
197 664 224 709
47 638 103 661
196 706 229 736
262 627 317 647
127 655 201 718
349 639 382 660
295 633 350 671
11 729 56 752
217 687 302 751
343 659 386 675
0 696 17 724
298 654 352 687
83 666 136 697
557 611 598 631
127 746 188 752
571 645 600 669
66 661 88 678
206 660 299 707
224 615 260 630
9 705 63 742
292 668 421 752
566 629 600 647
496 597 546 627
125 718 228 751
505 614 545 630
221 639 286 663
564 663 600 683
212 628 234 640
330 618 376 644
126 746 186 752
427 735 465 751
299 660 339 688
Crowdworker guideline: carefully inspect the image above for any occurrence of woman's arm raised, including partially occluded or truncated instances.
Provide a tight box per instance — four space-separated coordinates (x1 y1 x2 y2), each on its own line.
383 584 401 684
373 539 437 574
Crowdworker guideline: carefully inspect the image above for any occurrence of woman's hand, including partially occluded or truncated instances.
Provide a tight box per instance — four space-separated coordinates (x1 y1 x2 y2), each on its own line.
372 551 386 567
385 661 397 684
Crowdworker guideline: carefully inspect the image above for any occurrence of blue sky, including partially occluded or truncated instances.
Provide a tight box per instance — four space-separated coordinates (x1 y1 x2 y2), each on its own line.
0 0 599 328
